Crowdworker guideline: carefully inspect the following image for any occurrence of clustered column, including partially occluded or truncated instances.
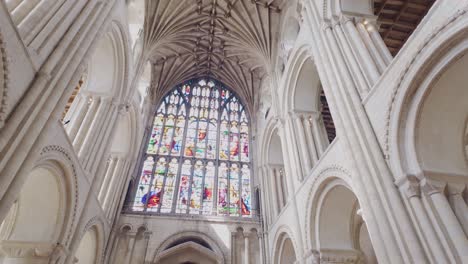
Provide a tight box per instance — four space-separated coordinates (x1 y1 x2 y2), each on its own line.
291 111 329 174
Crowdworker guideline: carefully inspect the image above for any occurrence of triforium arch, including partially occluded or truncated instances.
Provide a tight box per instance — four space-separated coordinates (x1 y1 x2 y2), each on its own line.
307 173 377 263
153 231 225 264
279 44 336 176
273 228 299 264
387 18 468 262
258 117 290 224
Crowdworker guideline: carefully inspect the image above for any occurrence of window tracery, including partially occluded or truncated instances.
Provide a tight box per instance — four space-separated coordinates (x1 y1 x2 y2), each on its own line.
133 79 251 217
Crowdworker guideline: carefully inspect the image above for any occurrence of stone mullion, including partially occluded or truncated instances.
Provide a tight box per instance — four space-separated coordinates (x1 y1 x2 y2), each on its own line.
213 93 223 215
171 112 190 213
185 159 196 214
142 155 159 213
186 96 203 214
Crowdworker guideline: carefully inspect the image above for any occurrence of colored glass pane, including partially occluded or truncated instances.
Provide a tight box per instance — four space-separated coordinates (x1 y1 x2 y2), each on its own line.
134 79 252 217
229 163 240 216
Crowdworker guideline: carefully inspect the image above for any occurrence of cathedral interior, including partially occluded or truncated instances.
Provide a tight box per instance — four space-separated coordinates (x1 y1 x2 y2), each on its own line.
0 0 467 263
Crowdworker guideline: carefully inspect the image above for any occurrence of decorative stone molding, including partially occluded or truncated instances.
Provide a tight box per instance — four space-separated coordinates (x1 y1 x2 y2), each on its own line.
319 249 362 264
0 241 69 261
0 30 8 128
39 145 79 247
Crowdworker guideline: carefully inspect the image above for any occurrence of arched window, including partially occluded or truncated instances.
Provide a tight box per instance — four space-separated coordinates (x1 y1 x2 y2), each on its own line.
132 78 252 217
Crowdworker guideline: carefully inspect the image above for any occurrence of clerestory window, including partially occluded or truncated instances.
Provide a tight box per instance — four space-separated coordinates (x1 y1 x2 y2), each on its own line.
132 78 252 217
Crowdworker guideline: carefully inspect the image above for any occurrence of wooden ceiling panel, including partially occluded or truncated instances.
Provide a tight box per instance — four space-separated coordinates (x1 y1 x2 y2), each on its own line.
374 0 435 56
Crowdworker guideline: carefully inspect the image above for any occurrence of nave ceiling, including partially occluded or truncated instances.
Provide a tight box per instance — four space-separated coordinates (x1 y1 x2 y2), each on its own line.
142 0 286 110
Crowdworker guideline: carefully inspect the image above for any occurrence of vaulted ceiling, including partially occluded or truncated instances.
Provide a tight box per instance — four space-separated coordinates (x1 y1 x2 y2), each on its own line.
142 0 286 109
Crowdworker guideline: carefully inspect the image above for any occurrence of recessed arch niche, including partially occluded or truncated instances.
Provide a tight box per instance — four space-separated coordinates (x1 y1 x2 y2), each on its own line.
314 180 376 263
75 226 99 264
414 52 468 174
0 165 68 244
274 233 297 264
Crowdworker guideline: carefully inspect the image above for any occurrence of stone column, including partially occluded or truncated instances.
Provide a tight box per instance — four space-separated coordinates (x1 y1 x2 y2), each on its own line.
67 95 90 140
310 113 327 156
107 160 130 220
103 157 125 211
398 176 448 263
98 156 117 203
447 184 468 235
341 16 380 86
73 95 99 151
355 20 387 73
365 22 393 65
292 112 312 174
78 97 111 161
268 166 280 217
273 167 285 211
244 231 250 264
262 166 276 223
302 113 319 163
422 180 468 259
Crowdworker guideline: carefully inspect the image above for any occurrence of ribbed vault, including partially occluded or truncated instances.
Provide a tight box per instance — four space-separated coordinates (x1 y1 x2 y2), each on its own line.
142 0 286 110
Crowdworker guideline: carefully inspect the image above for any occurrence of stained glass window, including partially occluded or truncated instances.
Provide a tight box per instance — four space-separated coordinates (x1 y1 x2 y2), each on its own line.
132 79 252 217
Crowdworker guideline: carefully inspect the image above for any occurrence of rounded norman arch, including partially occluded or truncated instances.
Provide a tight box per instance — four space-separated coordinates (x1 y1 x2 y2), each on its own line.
74 221 105 264
153 231 225 264
307 174 377 263
272 228 299 264
280 45 322 115
81 21 130 101
387 16 468 178
0 157 76 247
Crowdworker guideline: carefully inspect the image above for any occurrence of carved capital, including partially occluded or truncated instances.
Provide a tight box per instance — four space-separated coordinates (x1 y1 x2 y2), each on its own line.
420 178 446 196
396 175 421 198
